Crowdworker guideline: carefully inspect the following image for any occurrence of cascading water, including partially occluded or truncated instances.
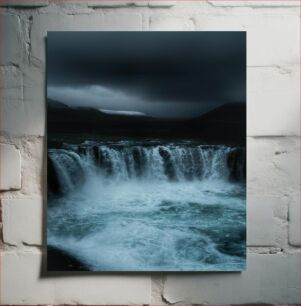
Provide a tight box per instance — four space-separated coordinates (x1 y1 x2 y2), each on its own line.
48 142 245 191
48 140 246 271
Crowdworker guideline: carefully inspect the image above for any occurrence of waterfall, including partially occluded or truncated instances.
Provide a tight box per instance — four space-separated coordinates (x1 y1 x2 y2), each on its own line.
48 140 246 271
48 142 246 195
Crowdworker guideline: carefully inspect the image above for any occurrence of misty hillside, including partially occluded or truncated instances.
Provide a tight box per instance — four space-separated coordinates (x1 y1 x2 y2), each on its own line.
48 99 246 145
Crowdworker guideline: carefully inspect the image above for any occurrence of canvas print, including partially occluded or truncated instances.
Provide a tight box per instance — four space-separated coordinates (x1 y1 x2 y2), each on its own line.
47 32 246 272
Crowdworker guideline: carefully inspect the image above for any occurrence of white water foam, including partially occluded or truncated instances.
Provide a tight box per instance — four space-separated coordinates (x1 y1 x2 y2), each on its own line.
48 141 246 271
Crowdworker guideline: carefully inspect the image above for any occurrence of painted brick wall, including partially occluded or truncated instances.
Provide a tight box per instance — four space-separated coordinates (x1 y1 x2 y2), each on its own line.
0 0 300 304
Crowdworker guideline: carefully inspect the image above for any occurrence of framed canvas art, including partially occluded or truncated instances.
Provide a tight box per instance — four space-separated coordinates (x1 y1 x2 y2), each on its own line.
47 32 246 271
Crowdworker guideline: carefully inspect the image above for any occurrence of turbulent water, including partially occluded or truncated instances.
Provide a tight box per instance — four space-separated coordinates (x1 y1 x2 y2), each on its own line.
48 140 246 271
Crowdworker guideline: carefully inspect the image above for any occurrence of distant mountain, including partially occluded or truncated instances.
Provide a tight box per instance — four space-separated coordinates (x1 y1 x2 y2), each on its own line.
194 103 245 124
187 103 246 144
48 99 69 109
48 99 246 145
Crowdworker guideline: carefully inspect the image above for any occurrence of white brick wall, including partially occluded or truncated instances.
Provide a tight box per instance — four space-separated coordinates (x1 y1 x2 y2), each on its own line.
0 143 21 191
0 0 49 6
2 251 151 304
0 0 300 304
163 253 300 304
2 13 25 65
289 194 300 246
2 198 44 246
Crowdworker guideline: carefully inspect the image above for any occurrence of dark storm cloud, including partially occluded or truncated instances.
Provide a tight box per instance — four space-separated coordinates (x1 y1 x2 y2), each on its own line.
47 32 246 118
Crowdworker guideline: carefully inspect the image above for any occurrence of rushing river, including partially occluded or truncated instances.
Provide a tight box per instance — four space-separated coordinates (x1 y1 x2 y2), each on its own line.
47 140 246 271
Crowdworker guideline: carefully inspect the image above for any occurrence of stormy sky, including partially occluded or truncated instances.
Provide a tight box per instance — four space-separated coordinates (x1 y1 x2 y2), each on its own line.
47 32 246 119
